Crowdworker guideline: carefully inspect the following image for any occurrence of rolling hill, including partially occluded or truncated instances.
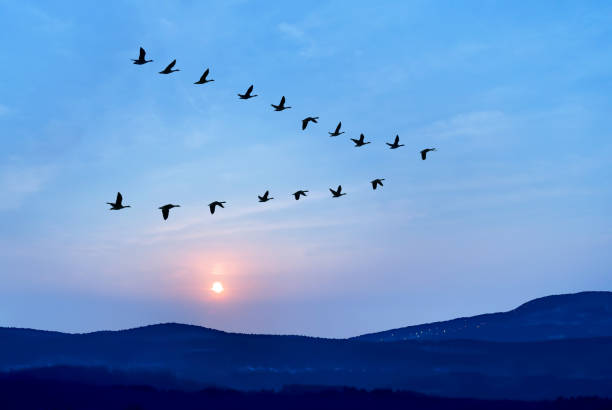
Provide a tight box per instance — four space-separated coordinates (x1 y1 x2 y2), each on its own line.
0 291 611 399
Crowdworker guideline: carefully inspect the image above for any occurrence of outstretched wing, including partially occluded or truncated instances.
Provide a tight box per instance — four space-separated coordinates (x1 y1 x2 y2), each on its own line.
280 96 285 105
162 207 169 220
139 47 146 60
302 119 308 130
116 192 123 206
247 84 253 94
294 192 300 200
394 135 400 144
209 203 216 214
359 133 365 142
337 185 342 193
371 181 377 189
351 138 359 144
421 150 427 160
335 122 341 133
166 59 176 70
329 188 336 195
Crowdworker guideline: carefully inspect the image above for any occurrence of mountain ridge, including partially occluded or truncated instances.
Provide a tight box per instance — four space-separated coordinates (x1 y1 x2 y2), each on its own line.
2 290 609 341
0 291 611 399
354 290 612 342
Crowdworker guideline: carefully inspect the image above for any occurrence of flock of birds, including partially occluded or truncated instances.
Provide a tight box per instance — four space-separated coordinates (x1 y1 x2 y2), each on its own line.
108 47 438 220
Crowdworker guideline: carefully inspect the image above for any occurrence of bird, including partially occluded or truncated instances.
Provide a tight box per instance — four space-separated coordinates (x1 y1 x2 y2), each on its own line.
194 68 214 84
107 192 131 210
159 59 179 74
132 47 153 65
386 135 404 149
293 190 308 200
209 201 226 214
420 148 437 160
328 122 345 137
371 178 385 190
238 84 258 99
271 96 291 111
158 204 180 220
351 134 371 147
330 185 346 198
302 117 319 130
258 190 274 202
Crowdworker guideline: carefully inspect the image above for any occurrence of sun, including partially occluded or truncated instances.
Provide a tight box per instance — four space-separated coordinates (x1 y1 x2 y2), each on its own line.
211 281 224 294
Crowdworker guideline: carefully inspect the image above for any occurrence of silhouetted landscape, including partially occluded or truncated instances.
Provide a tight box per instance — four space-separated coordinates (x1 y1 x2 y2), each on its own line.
1 369 611 410
1 291 611 408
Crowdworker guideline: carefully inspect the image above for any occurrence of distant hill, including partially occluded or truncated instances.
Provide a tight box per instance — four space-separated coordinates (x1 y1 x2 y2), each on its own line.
1 291 611 399
355 291 612 342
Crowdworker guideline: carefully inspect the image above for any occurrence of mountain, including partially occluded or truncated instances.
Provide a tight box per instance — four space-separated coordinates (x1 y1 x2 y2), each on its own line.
0 291 611 400
355 291 612 342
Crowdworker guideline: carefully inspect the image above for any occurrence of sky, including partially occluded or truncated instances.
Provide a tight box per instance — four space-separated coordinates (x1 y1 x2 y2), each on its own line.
0 1 611 338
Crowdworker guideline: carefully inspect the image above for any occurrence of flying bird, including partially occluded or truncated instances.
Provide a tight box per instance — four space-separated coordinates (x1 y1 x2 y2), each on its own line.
107 192 130 210
159 59 179 74
351 134 371 147
132 47 153 65
238 84 258 99
258 190 274 202
330 185 346 198
302 117 319 130
293 190 309 200
271 96 291 111
209 201 226 214
371 178 385 190
158 204 180 220
328 122 345 137
420 148 437 160
386 135 404 149
194 68 214 84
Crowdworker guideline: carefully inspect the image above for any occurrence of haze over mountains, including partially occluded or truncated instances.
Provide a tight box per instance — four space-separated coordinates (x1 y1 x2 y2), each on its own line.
1 291 611 400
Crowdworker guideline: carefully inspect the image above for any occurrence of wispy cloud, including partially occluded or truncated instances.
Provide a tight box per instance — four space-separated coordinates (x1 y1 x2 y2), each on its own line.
277 22 305 40
0 164 55 211
420 111 509 139
0 104 10 116
277 21 327 58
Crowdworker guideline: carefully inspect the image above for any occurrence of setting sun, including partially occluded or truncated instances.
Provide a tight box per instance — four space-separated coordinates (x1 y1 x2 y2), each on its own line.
211 281 224 294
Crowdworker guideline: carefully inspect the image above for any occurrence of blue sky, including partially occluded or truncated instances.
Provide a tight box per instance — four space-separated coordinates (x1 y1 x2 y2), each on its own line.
0 1 611 337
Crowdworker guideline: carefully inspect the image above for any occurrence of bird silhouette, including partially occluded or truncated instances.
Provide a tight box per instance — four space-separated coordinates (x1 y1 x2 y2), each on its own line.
107 192 131 210
158 204 180 220
302 117 319 130
271 96 291 111
330 185 346 198
386 135 404 149
209 201 226 214
159 59 179 74
351 134 371 147
420 148 437 160
194 68 214 84
258 190 274 202
328 122 345 137
238 84 258 99
132 47 153 65
293 190 309 200
371 178 385 190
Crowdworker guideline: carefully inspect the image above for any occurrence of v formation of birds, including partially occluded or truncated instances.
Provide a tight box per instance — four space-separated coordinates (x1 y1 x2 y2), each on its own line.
117 47 438 220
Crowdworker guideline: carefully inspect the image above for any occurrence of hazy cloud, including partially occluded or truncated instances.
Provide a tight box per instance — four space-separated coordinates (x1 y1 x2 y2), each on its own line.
0 165 55 210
